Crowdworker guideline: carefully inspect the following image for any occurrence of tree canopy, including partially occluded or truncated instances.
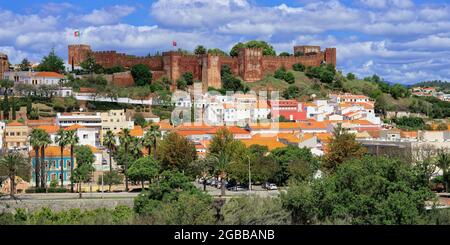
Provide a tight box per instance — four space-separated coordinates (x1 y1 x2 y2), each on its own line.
131 64 152 86
37 49 65 73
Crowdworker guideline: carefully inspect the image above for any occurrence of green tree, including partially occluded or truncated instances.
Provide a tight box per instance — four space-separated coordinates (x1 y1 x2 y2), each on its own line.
1 80 13 120
279 52 291 57
37 49 65 73
323 124 367 172
283 156 435 224
176 79 187 90
131 64 152 86
100 170 123 192
207 48 228 56
158 131 197 172
194 45 207 55
282 85 300 99
182 72 194 85
80 53 97 75
39 131 52 189
245 40 276 56
65 130 79 192
274 66 287 80
102 130 116 172
271 146 318 184
127 157 160 189
29 129 45 188
284 72 295 84
54 129 69 188
72 146 95 198
19 58 31 71
142 124 161 160
221 196 290 225
0 152 31 198
292 63 305 72
119 128 133 191
230 42 245 57
390 84 410 99
435 149 450 192
346 72 356 80
133 112 146 128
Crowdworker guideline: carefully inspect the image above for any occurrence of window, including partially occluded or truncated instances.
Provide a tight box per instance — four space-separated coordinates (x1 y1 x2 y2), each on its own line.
67 160 71 168
83 134 88 139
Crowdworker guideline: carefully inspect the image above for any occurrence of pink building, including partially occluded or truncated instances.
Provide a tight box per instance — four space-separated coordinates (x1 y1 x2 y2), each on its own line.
269 100 307 121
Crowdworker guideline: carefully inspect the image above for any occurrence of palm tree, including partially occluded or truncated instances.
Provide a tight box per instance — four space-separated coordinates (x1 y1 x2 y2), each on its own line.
55 129 68 188
119 128 132 192
211 151 231 196
142 130 153 157
129 137 142 160
103 130 116 172
436 149 450 192
29 129 43 188
39 131 52 189
147 125 161 159
65 130 79 192
0 152 30 198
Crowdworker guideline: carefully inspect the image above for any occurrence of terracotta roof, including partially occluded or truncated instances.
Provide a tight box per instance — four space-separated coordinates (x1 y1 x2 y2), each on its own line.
400 131 418 138
35 72 65 79
30 146 70 157
6 121 25 126
79 87 97 93
314 133 333 143
64 124 84 131
366 130 381 138
130 125 144 137
86 145 102 153
241 137 286 151
37 125 60 134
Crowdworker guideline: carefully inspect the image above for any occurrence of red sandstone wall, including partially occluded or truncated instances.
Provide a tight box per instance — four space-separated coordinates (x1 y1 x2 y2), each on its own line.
91 51 164 71
68 45 91 66
261 53 324 75
112 71 134 87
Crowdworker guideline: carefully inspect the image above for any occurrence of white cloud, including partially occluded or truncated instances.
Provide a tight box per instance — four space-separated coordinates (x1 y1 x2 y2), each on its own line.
79 5 136 25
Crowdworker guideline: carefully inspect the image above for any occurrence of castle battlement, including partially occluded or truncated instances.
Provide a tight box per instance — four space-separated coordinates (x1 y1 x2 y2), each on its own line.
68 44 336 90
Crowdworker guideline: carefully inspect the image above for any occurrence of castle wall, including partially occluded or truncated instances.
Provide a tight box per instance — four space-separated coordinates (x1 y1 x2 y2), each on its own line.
68 44 336 90
0 54 9 80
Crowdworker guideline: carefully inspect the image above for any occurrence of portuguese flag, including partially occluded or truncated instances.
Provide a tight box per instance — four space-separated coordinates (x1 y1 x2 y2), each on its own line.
74 31 81 37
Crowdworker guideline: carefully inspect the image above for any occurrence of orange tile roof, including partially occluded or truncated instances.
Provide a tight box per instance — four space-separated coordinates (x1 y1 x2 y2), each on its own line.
241 137 286 151
6 121 25 126
30 146 70 157
79 87 97 93
35 72 65 79
37 125 60 134
314 133 333 143
64 124 84 131
400 131 418 138
130 125 143 137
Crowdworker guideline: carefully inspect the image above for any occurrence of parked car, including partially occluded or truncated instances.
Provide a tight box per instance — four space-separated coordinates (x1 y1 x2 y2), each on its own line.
263 182 278 190
230 184 249 191
266 183 278 190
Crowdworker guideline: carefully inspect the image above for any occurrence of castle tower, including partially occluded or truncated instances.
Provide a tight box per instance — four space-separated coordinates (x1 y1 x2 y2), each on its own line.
68 44 92 67
202 54 221 91
238 48 263 82
0 52 9 79
324 48 337 67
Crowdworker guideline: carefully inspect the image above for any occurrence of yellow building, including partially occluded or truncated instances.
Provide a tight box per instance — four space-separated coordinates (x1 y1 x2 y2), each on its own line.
100 109 134 140
4 121 30 151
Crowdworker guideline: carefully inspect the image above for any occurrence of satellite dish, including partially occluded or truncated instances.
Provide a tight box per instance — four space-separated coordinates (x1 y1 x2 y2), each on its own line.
311 94 317 98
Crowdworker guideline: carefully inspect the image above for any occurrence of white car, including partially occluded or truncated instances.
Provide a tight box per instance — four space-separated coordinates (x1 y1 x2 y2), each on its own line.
267 183 278 190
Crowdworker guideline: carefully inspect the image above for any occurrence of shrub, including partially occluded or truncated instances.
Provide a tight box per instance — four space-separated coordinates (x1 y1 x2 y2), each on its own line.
292 63 305 72
284 72 295 84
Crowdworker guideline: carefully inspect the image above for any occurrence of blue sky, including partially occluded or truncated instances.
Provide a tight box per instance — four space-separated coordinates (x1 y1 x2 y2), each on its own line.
1 0 450 84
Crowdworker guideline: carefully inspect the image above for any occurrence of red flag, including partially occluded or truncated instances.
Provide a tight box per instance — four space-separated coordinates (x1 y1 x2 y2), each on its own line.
172 41 177 47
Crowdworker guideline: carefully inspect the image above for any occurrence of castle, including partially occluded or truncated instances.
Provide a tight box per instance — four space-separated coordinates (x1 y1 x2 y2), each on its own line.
0 52 9 80
68 44 336 89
